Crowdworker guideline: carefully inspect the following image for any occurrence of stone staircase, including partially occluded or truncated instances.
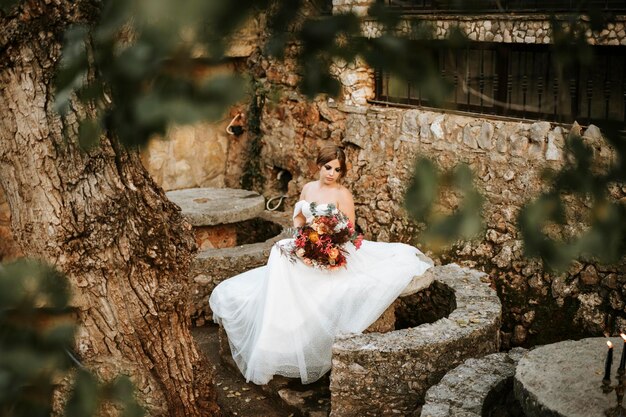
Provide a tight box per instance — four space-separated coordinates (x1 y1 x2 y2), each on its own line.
168 188 503 416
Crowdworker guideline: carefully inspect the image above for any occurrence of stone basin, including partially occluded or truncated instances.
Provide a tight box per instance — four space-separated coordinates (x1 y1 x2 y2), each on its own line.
330 264 502 416
167 187 267 250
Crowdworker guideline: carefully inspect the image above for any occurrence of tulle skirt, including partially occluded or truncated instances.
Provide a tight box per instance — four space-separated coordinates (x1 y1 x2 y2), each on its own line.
209 238 432 384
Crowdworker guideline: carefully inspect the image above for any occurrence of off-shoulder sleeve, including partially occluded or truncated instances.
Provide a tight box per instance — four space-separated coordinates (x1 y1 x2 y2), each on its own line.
292 201 304 220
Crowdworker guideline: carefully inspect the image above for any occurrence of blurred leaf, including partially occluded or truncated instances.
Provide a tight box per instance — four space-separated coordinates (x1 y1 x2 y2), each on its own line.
519 127 626 271
405 159 483 251
54 26 90 115
78 118 102 150
65 370 100 417
265 0 303 58
405 158 438 221
0 259 70 310
368 1 401 31
43 323 76 346
108 376 145 417
0 0 21 12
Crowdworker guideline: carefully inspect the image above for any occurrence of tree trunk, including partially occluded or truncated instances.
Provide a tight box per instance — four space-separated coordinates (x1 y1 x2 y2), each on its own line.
0 2 219 416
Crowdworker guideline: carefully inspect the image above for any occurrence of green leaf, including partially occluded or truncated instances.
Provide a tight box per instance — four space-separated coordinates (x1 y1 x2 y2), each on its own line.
405 158 438 221
65 370 100 417
78 118 102 150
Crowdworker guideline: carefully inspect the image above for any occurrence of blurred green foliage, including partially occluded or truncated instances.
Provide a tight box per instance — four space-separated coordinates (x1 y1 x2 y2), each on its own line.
240 80 267 191
1 0 624 267
405 159 484 251
0 260 144 417
0 1 624 414
13 0 626 264
519 127 626 271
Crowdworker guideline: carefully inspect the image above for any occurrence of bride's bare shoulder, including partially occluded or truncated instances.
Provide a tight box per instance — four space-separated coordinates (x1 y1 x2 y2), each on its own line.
299 181 318 199
302 181 319 192
337 185 353 197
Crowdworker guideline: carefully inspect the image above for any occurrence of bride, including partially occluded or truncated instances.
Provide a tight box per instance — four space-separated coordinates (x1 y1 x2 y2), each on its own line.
209 145 432 385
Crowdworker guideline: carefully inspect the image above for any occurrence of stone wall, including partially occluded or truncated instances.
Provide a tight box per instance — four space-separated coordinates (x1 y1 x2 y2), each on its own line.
140 59 250 191
241 89 625 347
141 119 233 191
364 16 626 46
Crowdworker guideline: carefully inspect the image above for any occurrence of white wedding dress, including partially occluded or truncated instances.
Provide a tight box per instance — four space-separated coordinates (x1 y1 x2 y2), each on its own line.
209 200 433 385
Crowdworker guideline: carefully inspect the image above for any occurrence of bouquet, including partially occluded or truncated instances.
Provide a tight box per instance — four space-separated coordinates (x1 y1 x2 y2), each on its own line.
280 202 363 270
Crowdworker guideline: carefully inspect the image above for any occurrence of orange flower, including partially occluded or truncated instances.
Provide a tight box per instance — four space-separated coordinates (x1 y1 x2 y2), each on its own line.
328 248 339 260
309 231 319 243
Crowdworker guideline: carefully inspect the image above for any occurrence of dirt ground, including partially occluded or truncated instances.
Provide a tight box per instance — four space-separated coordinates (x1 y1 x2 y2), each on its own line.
192 326 296 417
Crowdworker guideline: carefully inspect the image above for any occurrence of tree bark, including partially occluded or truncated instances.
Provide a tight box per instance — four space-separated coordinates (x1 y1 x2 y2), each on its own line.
0 2 219 416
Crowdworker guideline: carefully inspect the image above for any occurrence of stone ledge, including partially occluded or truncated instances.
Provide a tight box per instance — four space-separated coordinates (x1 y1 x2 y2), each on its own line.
166 187 265 226
329 264 502 416
189 210 292 326
421 348 527 417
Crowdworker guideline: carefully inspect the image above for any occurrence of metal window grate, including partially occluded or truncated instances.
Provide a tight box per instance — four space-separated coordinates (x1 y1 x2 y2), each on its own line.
374 42 626 125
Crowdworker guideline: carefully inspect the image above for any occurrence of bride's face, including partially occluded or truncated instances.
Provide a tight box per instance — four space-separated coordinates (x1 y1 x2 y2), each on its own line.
319 159 342 186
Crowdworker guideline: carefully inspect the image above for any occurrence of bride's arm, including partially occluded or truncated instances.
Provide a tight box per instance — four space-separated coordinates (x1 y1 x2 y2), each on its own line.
337 188 356 225
293 185 308 227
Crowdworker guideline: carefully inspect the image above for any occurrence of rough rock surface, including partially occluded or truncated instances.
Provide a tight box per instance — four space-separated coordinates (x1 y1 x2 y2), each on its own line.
363 16 626 47
166 187 265 226
515 337 623 417
421 348 527 417
141 120 233 191
329 264 501 416
0 187 21 261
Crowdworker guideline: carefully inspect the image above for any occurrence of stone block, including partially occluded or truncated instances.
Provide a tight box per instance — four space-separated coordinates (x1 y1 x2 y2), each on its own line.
509 134 528 156
419 113 433 143
462 125 479 149
364 300 397 333
194 225 237 250
476 122 494 150
530 122 551 143
166 188 265 227
580 265 599 285
401 110 420 138
545 131 563 161
430 115 446 141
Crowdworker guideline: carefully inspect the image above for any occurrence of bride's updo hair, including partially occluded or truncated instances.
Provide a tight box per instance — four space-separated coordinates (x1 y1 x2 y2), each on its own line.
316 144 347 178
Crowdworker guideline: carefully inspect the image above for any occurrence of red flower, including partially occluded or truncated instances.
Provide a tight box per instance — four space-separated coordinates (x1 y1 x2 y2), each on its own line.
280 205 364 271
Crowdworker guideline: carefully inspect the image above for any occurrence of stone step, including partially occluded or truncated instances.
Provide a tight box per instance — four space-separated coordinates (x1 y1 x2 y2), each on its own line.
421 348 527 417
192 325 297 417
